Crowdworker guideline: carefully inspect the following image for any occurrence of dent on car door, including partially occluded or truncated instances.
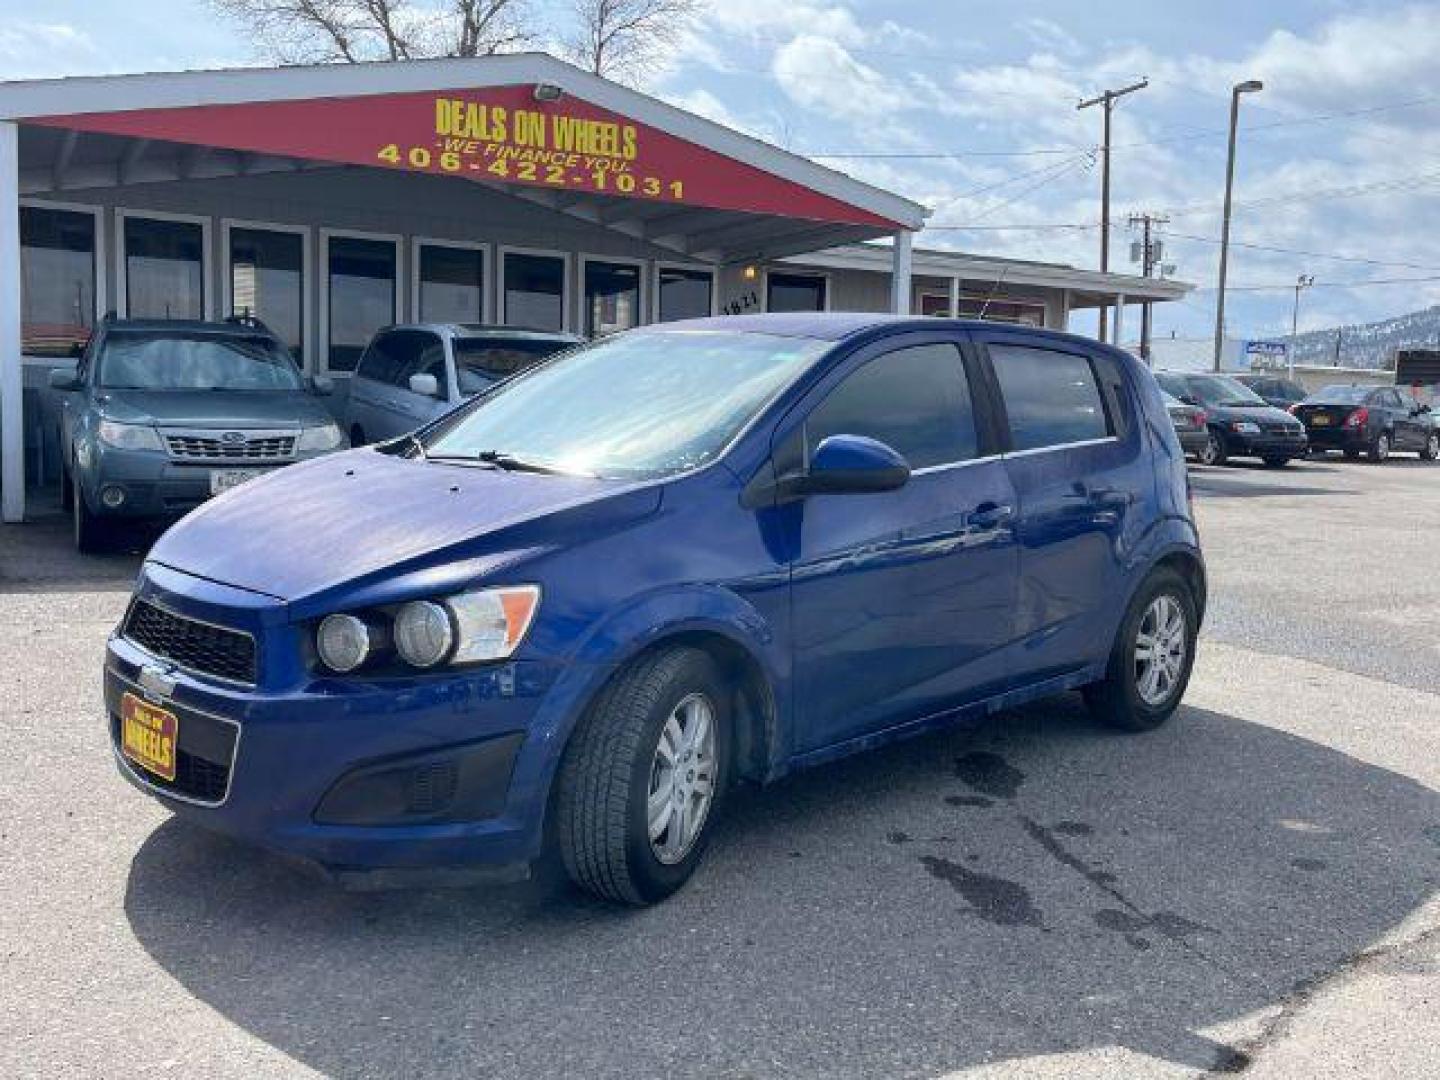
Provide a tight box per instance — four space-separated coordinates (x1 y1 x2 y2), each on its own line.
783 336 1020 753
980 336 1146 681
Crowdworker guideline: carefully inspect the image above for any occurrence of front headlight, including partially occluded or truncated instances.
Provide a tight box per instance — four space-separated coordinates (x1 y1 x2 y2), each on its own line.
316 613 373 673
448 586 541 664
97 420 163 451
297 422 344 452
393 600 455 668
1231 421 1261 434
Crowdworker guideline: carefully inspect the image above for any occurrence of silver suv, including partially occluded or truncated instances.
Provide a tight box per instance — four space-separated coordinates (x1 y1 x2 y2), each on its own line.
51 317 347 552
344 324 581 445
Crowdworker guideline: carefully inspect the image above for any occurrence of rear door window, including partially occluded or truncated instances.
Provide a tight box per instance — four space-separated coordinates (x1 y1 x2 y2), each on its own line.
804 342 978 470
989 344 1111 451
356 331 408 387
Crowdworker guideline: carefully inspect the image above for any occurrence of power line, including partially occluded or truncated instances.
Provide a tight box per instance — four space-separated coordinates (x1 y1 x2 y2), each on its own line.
1191 273 1440 293
1154 229 1440 273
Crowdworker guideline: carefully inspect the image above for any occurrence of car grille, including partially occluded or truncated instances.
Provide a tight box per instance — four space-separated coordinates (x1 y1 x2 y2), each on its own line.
111 710 236 803
163 430 296 461
122 599 257 685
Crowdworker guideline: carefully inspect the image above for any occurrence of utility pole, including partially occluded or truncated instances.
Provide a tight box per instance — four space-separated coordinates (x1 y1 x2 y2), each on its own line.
1078 78 1148 343
1213 79 1264 371
1128 212 1169 365
1289 273 1314 380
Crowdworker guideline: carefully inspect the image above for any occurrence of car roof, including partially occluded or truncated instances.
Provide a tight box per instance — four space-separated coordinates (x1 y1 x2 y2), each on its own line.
644 312 1114 350
100 317 279 336
385 322 582 341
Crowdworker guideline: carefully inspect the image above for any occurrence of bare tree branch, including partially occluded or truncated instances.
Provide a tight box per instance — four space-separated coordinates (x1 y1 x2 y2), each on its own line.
563 0 699 85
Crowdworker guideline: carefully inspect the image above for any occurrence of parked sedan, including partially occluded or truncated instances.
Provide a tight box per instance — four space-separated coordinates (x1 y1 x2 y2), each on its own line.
1155 371 1308 467
345 324 581 445
1232 373 1309 410
1161 390 1210 458
1292 384 1439 462
51 317 346 552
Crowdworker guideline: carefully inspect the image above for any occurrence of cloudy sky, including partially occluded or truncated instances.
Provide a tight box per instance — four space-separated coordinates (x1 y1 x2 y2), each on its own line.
3 0 1439 341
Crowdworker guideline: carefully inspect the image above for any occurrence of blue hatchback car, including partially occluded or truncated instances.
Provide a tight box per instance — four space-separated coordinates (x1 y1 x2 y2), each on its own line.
106 314 1205 904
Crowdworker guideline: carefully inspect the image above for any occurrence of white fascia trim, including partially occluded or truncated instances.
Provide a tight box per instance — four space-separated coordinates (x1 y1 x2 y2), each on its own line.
0 54 927 232
115 207 214 320
220 217 313 370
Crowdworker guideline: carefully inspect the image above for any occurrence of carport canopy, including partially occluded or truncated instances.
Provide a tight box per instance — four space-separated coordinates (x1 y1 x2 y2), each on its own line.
0 53 929 520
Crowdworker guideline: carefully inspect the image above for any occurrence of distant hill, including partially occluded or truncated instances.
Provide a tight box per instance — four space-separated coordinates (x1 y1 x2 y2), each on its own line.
1284 305 1440 370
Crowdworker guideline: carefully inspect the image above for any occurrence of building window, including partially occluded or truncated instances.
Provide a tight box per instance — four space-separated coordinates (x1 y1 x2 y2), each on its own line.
919 293 952 317
417 243 485 323
958 293 1046 327
657 266 713 322
20 205 96 357
767 272 827 313
326 235 397 372
123 215 204 319
228 226 304 361
583 259 641 337
503 251 567 331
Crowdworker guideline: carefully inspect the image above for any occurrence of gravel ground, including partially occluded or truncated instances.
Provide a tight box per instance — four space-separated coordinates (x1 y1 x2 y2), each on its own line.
1 455 1438 1079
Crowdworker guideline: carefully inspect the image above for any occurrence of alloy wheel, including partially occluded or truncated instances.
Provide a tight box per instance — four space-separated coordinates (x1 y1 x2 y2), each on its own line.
1198 433 1221 466
1134 594 1187 707
646 692 717 865
1375 433 1390 462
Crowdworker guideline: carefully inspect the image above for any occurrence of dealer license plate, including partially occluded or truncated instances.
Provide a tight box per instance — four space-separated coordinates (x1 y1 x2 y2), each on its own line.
210 468 264 495
120 692 178 782
1311 415 1331 426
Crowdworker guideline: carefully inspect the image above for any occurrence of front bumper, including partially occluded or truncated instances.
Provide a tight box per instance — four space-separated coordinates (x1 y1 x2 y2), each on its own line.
106 629 598 875
78 445 332 518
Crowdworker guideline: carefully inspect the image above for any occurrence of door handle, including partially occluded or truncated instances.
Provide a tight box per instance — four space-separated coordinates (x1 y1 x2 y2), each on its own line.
966 502 1014 530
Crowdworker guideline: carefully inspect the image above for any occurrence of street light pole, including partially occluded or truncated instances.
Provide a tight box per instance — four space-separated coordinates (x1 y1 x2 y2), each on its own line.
1078 78 1148 343
1289 273 1314 380
1212 79 1263 372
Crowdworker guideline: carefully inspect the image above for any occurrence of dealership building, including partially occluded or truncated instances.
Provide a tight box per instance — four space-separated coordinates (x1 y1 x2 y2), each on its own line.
0 53 1188 522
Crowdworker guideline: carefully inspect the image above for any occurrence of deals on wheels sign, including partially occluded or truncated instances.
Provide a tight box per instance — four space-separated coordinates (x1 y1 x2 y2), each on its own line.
30 86 900 228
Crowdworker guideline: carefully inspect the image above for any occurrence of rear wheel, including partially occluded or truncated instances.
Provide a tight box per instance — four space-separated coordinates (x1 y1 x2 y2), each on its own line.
1196 429 1227 467
1084 568 1197 733
1369 431 1391 463
555 646 728 905
1262 455 1290 468
1421 433 1439 461
1343 449 1361 460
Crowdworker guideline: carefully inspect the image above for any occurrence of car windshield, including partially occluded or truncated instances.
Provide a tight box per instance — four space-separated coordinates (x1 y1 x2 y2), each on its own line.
454 337 575 396
422 329 827 479
98 330 303 391
1307 385 1373 405
1180 374 1267 407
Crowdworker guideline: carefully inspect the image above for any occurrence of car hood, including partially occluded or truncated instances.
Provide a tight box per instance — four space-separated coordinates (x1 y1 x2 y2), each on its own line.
147 448 660 603
98 389 335 429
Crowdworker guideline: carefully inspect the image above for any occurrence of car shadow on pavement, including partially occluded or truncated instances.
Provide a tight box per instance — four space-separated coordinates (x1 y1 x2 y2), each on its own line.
123 696 1440 1079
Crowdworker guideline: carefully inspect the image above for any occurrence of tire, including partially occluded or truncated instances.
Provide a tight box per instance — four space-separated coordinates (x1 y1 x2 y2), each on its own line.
1343 450 1361 460
1262 455 1290 468
349 425 367 447
555 646 730 905
1197 429 1227 467
1369 431 1391 463
1421 433 1439 461
1083 568 1198 733
73 488 113 554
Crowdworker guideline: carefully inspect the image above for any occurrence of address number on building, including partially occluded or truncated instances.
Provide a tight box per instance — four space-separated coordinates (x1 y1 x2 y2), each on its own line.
374 144 685 200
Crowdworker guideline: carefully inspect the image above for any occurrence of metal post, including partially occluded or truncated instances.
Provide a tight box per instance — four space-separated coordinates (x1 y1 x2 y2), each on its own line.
947 275 960 318
1078 79 1147 343
0 122 23 524
1213 80 1263 372
890 230 913 316
1289 273 1313 380
1112 293 1126 345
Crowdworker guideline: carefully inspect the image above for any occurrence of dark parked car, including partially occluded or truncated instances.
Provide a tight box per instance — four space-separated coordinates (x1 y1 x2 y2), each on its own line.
106 315 1205 905
1292 384 1438 462
51 317 346 552
1232 373 1309 410
345 324 581 445
1155 371 1307 467
1161 389 1210 458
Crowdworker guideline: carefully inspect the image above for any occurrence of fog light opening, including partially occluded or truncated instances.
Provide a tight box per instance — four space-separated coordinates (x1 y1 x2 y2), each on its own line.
100 485 127 509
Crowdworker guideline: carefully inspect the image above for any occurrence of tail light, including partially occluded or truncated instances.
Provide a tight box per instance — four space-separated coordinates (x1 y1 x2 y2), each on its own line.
1195 409 1208 427
1345 407 1369 429
1287 404 1300 415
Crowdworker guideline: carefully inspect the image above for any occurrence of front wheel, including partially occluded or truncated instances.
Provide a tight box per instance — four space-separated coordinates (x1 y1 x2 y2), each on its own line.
1369 431 1391 463
1262 455 1290 468
1084 569 1198 733
1196 429 1227 467
1421 433 1439 461
555 646 729 905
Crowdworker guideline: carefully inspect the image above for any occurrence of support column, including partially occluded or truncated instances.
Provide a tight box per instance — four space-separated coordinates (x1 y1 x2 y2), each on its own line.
947 275 960 318
890 230 913 315
1111 293 1126 348
1 122 23 524
1059 289 1071 331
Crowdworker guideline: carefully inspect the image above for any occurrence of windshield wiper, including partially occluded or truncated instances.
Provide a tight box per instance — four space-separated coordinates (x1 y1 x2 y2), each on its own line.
425 450 565 475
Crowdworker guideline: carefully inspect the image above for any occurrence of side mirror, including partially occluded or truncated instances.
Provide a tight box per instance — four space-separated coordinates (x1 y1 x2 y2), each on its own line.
408 373 440 398
803 434 910 496
48 368 82 392
310 374 335 396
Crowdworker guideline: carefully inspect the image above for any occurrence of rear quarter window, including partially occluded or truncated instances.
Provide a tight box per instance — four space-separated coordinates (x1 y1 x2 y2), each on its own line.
989 343 1112 452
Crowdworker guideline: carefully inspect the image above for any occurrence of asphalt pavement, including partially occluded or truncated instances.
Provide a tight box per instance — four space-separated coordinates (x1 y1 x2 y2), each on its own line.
2 455 1438 1079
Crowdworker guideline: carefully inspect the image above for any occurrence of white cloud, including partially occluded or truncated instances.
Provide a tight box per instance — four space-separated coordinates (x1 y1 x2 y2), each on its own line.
1015 17 1081 57
0 19 105 77
771 34 912 124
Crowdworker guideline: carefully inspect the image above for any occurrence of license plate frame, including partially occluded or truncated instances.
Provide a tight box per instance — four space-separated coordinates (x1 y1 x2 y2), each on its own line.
120 691 178 782
210 468 264 495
